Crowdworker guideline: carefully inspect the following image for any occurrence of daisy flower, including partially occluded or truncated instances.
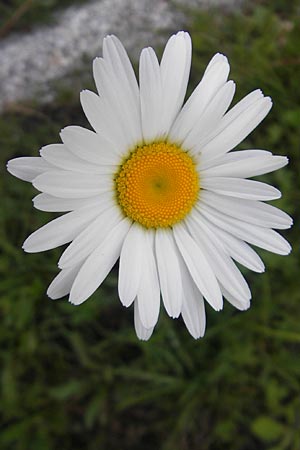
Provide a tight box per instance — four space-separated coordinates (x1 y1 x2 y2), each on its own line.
7 31 292 340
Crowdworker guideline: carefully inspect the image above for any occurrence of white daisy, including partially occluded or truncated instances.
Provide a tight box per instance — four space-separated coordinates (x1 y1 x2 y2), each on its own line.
7 31 292 341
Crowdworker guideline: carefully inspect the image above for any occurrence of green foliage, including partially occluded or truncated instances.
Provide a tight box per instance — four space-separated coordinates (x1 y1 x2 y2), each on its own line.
1 1 300 449
252 416 285 443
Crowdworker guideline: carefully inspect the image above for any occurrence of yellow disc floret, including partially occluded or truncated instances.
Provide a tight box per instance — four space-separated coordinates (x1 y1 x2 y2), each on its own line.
115 142 200 228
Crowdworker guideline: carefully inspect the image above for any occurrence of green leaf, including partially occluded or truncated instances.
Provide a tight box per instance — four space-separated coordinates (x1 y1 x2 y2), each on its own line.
252 416 285 442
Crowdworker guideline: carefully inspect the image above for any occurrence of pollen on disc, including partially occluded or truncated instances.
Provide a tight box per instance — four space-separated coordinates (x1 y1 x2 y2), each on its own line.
114 142 200 228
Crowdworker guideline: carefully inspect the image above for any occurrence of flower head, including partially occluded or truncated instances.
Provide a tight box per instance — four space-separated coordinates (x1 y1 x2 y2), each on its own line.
7 31 292 340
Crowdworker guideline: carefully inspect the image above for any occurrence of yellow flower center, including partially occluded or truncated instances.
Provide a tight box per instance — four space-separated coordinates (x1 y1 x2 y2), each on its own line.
115 142 200 228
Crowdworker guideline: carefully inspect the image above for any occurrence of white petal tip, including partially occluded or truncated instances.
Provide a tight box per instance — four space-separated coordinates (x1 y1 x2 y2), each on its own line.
119 296 134 308
211 301 223 312
137 333 152 342
176 30 187 37
273 189 282 199
68 288 82 305
103 34 116 41
79 90 90 101
239 301 251 311
22 241 34 253
285 243 292 255
284 218 293 229
265 96 273 107
191 334 203 340
59 127 67 136
187 328 205 339
163 300 182 319
92 58 103 72
207 301 223 312
46 290 62 300
169 312 181 319
216 52 228 60
118 288 137 310
279 156 289 167
6 159 30 182
135 319 155 340
68 296 83 306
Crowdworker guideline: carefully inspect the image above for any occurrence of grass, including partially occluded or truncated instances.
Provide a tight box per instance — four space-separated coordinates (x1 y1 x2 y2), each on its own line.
0 1 300 449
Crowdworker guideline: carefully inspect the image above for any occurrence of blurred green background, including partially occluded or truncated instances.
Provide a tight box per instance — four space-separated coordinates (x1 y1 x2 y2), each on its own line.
0 1 299 449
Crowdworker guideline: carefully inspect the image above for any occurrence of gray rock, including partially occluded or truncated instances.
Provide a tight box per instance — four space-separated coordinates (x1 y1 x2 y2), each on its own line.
0 0 244 111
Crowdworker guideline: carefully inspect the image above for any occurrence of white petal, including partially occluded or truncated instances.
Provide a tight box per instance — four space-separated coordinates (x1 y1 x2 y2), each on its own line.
134 301 154 341
173 223 223 311
200 191 292 229
7 157 52 182
69 217 131 305
160 31 192 136
40 143 116 174
118 223 144 307
201 151 288 177
93 57 141 148
205 52 229 72
80 89 105 135
80 90 125 150
58 204 121 269
47 264 81 300
201 177 281 200
199 89 263 150
199 149 272 171
155 229 182 318
186 215 251 302
197 214 265 273
103 35 141 144
23 200 106 253
102 35 139 105
178 256 206 339
33 170 112 198
184 80 236 152
219 89 264 123
198 202 291 255
170 53 230 142
221 285 250 311
139 47 163 142
200 96 272 160
136 232 160 329
60 125 120 164
33 193 99 212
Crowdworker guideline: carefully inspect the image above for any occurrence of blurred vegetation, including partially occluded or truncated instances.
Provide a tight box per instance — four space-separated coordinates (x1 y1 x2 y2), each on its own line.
0 1 300 449
0 0 85 37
